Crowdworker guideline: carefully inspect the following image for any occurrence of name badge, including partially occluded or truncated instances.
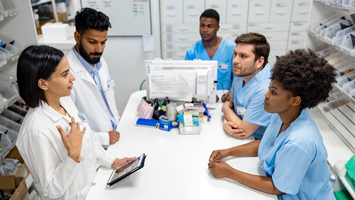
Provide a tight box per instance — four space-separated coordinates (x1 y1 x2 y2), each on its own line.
218 63 229 69
78 112 89 123
236 106 247 116
107 78 115 90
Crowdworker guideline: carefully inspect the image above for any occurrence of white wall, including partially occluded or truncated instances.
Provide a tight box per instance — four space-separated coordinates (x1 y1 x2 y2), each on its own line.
102 0 161 115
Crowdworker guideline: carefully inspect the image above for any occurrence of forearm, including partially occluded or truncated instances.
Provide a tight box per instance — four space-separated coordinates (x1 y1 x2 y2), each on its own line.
228 140 260 157
222 104 241 124
227 168 284 195
94 140 117 168
44 156 82 199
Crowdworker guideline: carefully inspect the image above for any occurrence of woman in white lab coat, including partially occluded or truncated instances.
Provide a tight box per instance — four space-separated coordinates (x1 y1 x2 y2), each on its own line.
16 45 135 200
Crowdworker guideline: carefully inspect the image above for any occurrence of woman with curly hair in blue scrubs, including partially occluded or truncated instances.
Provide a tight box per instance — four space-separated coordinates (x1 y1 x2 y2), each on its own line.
208 49 337 200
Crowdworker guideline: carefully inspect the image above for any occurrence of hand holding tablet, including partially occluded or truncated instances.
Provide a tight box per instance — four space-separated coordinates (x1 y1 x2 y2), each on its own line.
107 153 147 186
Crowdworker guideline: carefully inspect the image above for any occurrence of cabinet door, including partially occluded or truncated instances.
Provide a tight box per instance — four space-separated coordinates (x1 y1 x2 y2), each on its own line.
291 0 311 22
163 42 194 51
162 24 199 33
248 0 271 22
161 0 183 24
262 32 289 41
219 23 247 32
247 22 290 32
269 0 293 22
183 0 205 24
205 0 227 23
162 33 200 43
226 0 249 23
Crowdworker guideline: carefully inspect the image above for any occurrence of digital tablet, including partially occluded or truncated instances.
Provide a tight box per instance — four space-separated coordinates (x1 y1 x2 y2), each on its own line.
107 153 146 186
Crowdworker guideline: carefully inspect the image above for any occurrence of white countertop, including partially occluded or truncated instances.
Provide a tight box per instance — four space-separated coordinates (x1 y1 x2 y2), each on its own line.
86 90 276 200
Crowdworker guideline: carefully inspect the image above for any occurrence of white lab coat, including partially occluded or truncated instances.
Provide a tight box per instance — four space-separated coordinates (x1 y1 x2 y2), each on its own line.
67 49 120 146
16 97 116 200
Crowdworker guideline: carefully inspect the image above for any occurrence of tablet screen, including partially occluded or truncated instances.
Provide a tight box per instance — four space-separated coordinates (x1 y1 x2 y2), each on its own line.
108 153 146 185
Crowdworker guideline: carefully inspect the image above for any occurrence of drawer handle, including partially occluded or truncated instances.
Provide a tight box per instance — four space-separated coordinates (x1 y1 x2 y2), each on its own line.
298 3 309 6
178 37 189 40
188 13 199 17
178 28 189 31
297 11 308 15
178 55 185 58
291 32 301 36
210 4 219 8
221 27 231 31
293 22 303 26
276 12 286 15
254 12 265 16
266 36 273 39
232 12 243 16
255 3 265 7
233 4 244 7
276 3 287 7
178 46 188 49
167 14 178 17
291 41 302 44
249 23 257 27
263 26 273 30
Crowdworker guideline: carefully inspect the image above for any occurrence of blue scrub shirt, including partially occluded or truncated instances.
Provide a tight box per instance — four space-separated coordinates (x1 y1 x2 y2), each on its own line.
185 38 236 90
230 64 272 140
258 110 335 200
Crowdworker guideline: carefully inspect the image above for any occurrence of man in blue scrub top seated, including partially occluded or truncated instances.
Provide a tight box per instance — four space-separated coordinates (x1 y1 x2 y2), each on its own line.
222 33 272 140
185 9 236 102
209 49 337 200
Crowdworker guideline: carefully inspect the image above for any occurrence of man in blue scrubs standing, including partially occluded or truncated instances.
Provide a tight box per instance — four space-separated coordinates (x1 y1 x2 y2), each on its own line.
222 33 272 140
185 9 236 102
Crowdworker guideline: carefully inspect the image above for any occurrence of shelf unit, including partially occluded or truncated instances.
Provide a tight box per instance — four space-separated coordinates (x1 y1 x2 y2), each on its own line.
0 0 37 170
31 0 80 23
306 0 355 198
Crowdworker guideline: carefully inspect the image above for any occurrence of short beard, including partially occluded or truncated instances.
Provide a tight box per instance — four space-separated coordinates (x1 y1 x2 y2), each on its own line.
78 41 102 65
234 65 258 77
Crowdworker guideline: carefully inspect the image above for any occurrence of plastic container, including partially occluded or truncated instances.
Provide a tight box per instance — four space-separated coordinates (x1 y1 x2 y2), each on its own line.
328 89 343 101
1 0 17 17
349 88 355 99
179 122 201 135
336 76 350 87
4 43 18 56
0 81 19 108
8 104 27 116
0 115 20 132
342 81 355 93
0 47 10 61
0 109 23 124
329 95 350 109
0 125 17 141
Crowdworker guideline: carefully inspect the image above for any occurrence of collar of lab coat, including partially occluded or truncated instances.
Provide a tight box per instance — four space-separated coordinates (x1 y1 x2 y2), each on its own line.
68 48 97 86
40 97 76 122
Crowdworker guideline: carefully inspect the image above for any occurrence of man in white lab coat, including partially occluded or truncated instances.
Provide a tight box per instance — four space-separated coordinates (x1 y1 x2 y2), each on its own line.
67 8 120 147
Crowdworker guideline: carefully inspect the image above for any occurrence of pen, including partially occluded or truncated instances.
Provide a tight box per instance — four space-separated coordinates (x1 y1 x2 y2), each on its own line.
202 103 211 121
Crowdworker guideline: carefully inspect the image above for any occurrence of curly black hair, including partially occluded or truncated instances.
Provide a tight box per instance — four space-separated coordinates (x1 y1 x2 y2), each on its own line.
75 7 111 35
271 49 337 110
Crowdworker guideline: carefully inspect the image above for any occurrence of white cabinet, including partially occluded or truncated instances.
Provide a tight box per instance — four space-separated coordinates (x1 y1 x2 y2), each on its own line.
291 0 311 22
269 0 293 22
248 0 271 22
226 0 248 23
161 0 183 24
160 0 312 63
183 0 205 24
205 0 227 23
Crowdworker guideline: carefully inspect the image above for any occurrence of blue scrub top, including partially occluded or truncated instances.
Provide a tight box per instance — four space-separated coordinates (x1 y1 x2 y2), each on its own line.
230 64 272 140
258 110 335 200
185 38 236 90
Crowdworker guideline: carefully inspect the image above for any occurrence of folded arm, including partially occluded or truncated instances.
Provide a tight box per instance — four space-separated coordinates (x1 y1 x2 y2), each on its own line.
222 100 260 138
